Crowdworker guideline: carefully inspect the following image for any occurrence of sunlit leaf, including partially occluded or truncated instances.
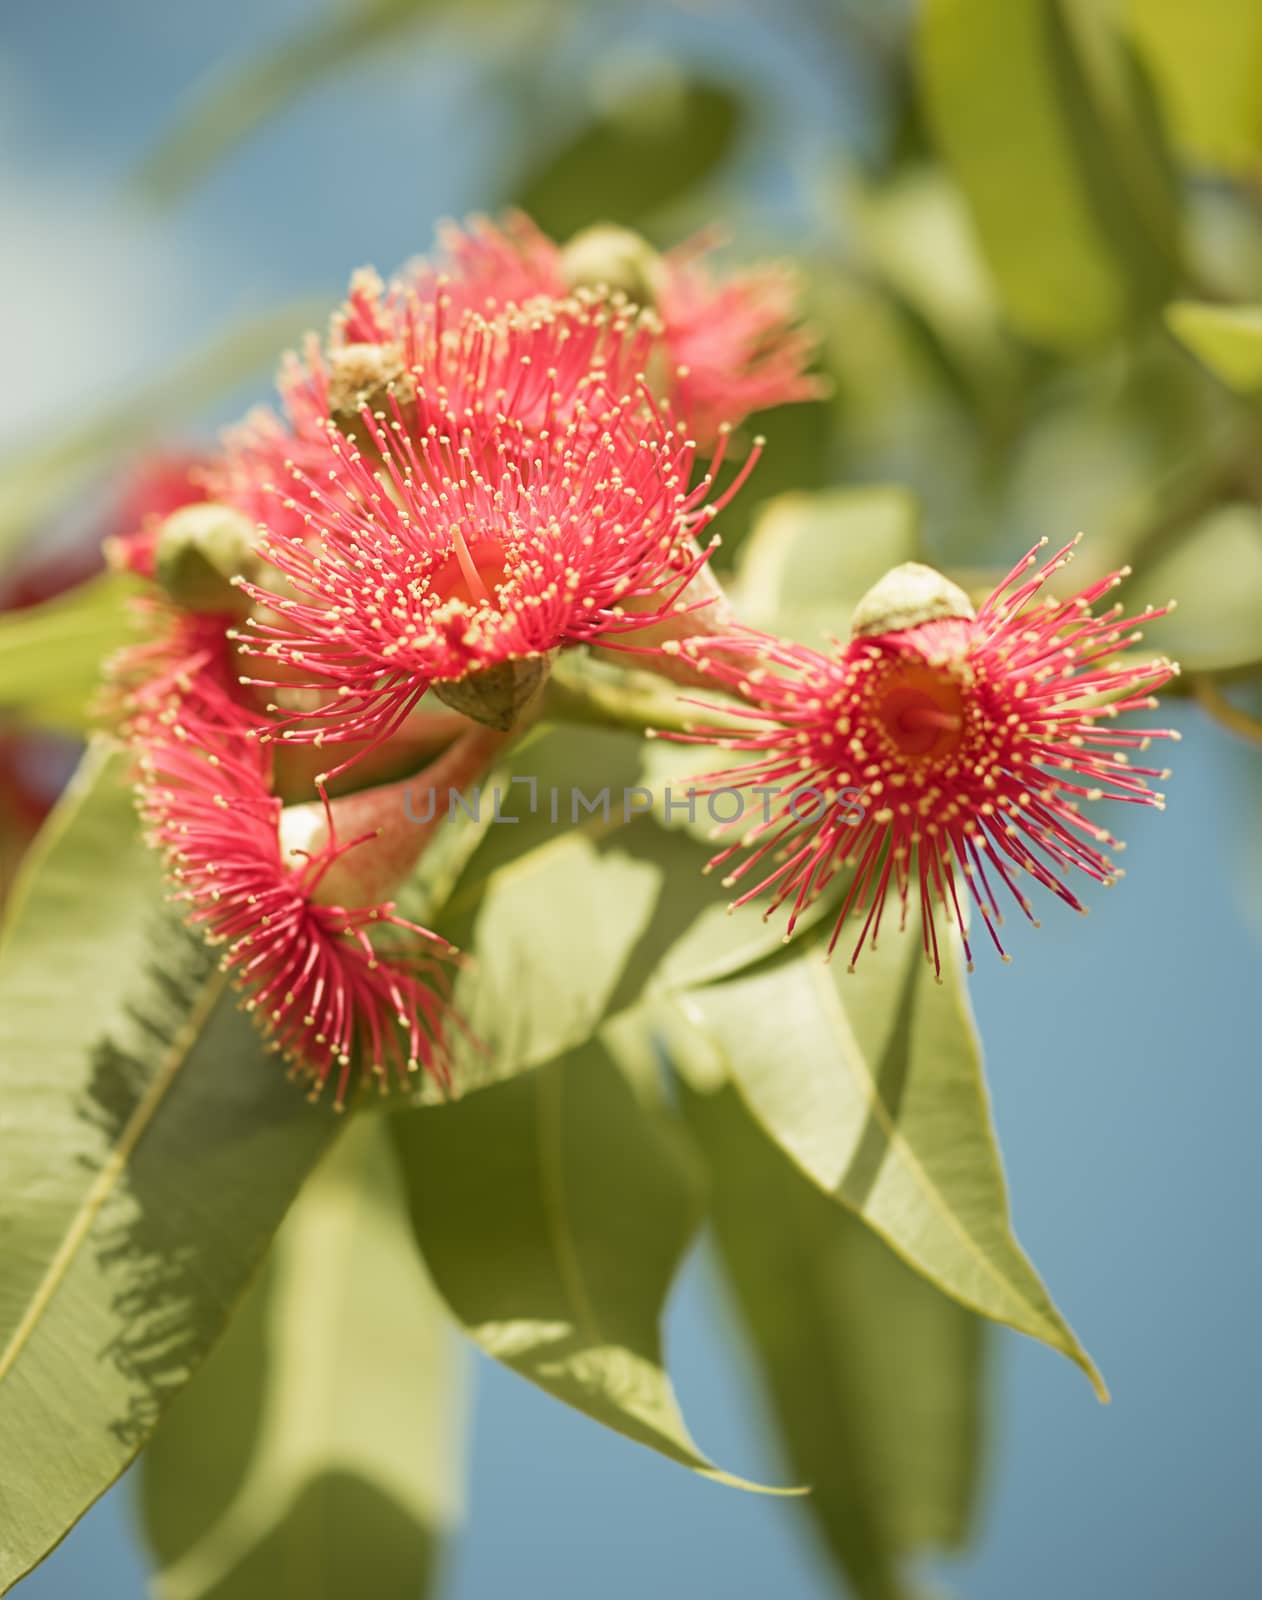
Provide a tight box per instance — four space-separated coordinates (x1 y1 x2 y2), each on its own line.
141 1116 466 1600
0 743 340 1595
510 80 744 240
1166 301 1262 394
670 920 1106 1397
393 1038 790 1491
1129 0 1262 172
843 167 1028 436
0 573 139 734
413 726 842 1100
918 0 1180 349
707 397 842 567
682 1081 986 1600
1128 503 1262 674
734 484 922 642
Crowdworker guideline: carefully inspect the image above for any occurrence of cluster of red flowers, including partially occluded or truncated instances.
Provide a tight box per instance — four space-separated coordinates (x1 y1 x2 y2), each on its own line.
103 212 1177 1103
107 215 817 1103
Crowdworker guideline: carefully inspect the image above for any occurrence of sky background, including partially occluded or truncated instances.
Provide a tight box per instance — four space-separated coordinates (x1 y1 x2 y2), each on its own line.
4 3 1260 1597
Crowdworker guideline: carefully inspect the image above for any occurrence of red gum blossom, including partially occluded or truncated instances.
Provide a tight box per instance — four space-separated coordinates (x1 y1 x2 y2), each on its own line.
225 308 758 779
119 609 462 1107
667 540 1180 975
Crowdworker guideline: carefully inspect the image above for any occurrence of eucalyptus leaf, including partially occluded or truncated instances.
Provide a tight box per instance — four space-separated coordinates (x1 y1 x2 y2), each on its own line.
511 81 744 240
1166 302 1262 395
682 1081 986 1600
1129 0 1262 172
1126 503 1262 674
671 920 1105 1397
414 726 842 1100
734 484 922 643
392 1038 790 1491
141 1116 466 1600
918 0 1178 349
703 396 841 566
0 743 340 1594
0 573 138 734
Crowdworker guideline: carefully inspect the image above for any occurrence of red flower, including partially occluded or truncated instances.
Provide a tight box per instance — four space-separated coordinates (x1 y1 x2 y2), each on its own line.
384 213 822 442
119 608 465 1106
226 296 755 768
670 542 1179 974
269 280 657 451
654 236 824 448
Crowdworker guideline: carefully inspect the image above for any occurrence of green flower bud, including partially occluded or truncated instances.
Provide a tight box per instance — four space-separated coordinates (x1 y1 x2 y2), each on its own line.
850 562 975 639
154 502 259 614
432 655 551 732
327 342 416 450
559 224 665 308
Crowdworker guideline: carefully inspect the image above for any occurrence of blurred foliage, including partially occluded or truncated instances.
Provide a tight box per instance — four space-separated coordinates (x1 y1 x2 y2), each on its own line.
918 0 1181 350
0 574 139 734
1166 301 1262 395
1128 0 1262 173
681 1079 985 1600
733 485 922 641
511 81 745 240
142 1117 465 1600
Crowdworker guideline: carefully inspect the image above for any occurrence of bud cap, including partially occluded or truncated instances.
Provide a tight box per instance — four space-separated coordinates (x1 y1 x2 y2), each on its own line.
432 655 551 732
154 502 259 614
850 562 975 639
327 342 415 448
560 224 665 308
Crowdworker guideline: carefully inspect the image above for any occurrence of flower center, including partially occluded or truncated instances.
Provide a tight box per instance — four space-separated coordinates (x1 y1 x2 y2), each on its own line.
432 533 510 609
876 663 965 759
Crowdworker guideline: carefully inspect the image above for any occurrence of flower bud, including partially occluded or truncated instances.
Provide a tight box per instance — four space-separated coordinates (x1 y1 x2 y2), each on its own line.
431 654 551 732
154 502 259 614
560 224 665 308
850 562 975 639
327 342 416 450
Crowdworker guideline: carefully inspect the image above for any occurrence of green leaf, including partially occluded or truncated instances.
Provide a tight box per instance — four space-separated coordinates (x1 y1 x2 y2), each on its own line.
734 485 922 643
917 0 1179 349
0 573 139 733
1127 502 1262 674
0 303 325 564
682 1081 986 1600
511 81 744 240
140 1116 465 1600
0 743 340 1595
415 726 840 1100
707 398 841 568
1129 0 1262 172
670 920 1105 1398
392 1037 789 1490
843 168 1025 434
1166 301 1262 394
